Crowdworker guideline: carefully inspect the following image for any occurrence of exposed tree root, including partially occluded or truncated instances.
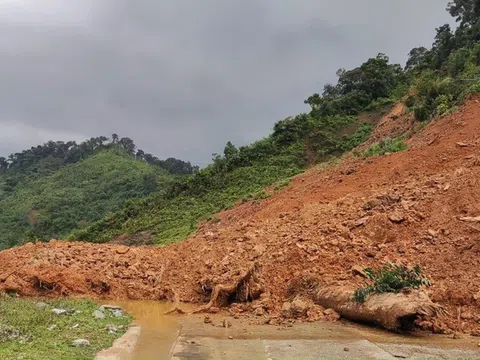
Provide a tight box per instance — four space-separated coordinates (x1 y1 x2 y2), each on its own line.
192 263 260 314
164 291 186 315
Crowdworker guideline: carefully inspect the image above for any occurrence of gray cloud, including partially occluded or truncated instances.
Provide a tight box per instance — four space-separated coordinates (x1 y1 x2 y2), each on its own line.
0 0 452 165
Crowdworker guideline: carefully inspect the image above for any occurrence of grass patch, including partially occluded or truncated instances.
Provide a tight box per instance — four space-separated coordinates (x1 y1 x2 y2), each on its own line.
364 136 407 157
0 296 131 360
273 178 292 192
353 264 431 303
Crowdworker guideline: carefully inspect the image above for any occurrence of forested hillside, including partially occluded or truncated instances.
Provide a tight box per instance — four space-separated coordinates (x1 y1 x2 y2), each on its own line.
71 0 480 246
0 136 196 249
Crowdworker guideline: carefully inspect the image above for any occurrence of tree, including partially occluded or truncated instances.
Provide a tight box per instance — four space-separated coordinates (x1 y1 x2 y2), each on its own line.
119 137 136 155
432 24 455 70
406 47 429 71
0 157 7 171
136 149 145 160
223 142 239 162
448 0 480 26
111 133 119 144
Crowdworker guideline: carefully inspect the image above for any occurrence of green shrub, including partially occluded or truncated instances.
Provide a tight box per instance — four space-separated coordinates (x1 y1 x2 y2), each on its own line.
404 95 416 108
364 137 407 157
353 264 431 303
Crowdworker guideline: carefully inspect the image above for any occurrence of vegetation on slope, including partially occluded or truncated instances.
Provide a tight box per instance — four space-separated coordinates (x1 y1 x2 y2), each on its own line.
0 295 131 360
70 55 404 245
0 149 173 250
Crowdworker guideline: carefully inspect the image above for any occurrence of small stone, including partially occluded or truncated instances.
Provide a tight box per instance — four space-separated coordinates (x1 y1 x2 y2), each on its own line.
93 310 105 320
103 305 122 310
72 339 90 347
71 324 79 329
354 217 369 227
427 229 438 237
111 309 123 318
228 336 233 340
52 308 67 315
392 352 409 358
47 325 57 331
35 302 48 310
352 266 367 278
323 308 341 321
204 316 212 324
343 347 350 352
254 307 265 316
388 212 405 224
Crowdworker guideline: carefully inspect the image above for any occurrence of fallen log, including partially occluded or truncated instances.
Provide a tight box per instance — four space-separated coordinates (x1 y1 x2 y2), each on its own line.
313 286 444 331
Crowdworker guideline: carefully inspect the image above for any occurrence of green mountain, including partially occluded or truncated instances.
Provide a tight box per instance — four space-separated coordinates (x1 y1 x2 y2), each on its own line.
0 138 195 250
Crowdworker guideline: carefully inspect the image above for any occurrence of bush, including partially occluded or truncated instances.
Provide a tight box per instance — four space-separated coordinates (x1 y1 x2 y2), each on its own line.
353 264 431 303
364 137 407 157
404 95 416 108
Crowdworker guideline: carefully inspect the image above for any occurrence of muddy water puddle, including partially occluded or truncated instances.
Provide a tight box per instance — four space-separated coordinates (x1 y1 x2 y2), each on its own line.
104 301 480 359
102 300 192 360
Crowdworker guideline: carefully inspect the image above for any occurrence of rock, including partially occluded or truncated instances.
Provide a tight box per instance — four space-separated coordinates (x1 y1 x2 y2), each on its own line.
281 302 292 317
103 305 122 310
106 324 118 334
291 298 309 318
47 325 57 331
343 347 350 352
111 309 123 318
72 339 90 347
471 330 480 337
52 308 67 315
427 229 438 237
35 302 48 310
323 308 340 321
388 212 405 224
254 307 265 316
93 310 105 320
351 265 368 278
115 246 130 254
204 316 212 324
456 142 470 147
253 244 266 256
392 352 409 358
71 324 79 329
228 335 234 340
354 217 369 227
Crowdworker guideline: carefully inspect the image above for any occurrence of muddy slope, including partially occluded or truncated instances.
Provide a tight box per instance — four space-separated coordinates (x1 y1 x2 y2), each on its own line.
1 99 480 334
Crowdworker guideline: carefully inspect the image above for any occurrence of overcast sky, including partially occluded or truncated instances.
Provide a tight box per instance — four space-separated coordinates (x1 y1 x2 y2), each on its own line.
0 0 452 166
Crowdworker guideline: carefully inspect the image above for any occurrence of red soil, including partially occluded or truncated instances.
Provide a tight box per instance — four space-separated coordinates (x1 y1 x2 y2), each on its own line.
2 98 480 334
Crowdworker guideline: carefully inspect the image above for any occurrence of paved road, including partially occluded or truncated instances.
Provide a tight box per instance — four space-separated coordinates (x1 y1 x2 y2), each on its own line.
171 316 480 360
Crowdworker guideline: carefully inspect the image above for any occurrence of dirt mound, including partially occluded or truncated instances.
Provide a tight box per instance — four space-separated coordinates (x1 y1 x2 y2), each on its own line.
2 98 480 334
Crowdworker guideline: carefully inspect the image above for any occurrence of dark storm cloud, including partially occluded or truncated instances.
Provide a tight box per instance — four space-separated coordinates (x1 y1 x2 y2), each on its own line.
0 0 452 165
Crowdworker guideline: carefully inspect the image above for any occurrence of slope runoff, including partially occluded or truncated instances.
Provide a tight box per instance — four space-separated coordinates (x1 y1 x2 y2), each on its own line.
1 98 480 334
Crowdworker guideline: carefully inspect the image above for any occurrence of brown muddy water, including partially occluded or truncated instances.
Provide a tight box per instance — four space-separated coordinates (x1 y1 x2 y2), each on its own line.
103 301 190 360
105 300 480 360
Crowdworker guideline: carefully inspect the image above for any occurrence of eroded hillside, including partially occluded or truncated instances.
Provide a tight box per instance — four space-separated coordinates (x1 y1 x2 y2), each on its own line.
1 99 480 334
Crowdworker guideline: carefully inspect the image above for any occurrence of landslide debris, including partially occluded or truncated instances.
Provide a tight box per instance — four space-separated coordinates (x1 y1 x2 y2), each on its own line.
2 99 480 334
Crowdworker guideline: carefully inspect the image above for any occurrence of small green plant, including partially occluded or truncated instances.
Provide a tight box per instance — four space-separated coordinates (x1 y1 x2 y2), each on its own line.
363 137 407 157
353 263 431 303
273 178 291 192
